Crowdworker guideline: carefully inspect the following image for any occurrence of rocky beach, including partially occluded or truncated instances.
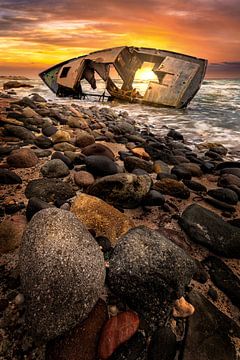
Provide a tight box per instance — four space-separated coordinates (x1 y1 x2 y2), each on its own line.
0 80 240 360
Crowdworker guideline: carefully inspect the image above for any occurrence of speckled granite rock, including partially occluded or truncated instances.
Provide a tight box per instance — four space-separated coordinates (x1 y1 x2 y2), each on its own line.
20 208 105 341
108 226 196 327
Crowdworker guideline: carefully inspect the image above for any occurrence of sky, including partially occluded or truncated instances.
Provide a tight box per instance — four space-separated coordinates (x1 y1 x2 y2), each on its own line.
0 0 240 78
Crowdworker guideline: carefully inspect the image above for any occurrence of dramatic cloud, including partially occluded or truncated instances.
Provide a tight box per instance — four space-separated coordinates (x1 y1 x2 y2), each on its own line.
0 0 239 77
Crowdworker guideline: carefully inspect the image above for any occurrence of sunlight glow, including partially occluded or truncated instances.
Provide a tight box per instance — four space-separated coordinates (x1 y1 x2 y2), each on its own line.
135 65 158 81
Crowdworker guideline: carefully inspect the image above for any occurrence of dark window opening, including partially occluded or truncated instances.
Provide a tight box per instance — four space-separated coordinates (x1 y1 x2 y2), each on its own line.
60 67 71 78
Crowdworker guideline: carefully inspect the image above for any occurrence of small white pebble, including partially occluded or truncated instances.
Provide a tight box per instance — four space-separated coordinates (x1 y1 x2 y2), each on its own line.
109 305 118 316
14 293 25 306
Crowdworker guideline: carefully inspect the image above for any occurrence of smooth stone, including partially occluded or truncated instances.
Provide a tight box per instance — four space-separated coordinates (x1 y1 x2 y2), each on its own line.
182 290 240 360
41 159 70 178
142 190 165 206
183 180 207 192
180 204 240 258
207 188 238 205
154 178 190 199
167 129 184 141
3 80 34 90
227 185 240 200
215 161 240 171
52 130 71 144
73 171 95 187
26 197 54 221
131 147 150 159
85 155 118 177
0 145 19 156
20 208 105 341
0 215 27 253
4 202 25 214
67 115 89 129
109 332 147 360
108 226 196 326
22 106 40 119
119 151 133 161
145 146 178 165
203 256 240 308
218 174 240 188
7 148 38 168
82 143 115 160
51 152 73 169
153 160 171 174
34 135 53 149
203 196 236 213
25 178 76 202
205 150 223 161
98 311 140 359
156 173 178 181
220 168 240 178
148 326 177 360
171 165 192 180
42 125 58 137
181 163 203 177
71 193 134 246
88 173 152 208
172 297 195 318
124 156 153 173
0 169 22 184
45 299 108 360
4 124 35 140
54 142 76 152
75 130 95 148
29 93 47 102
201 161 215 173
132 168 148 176
34 149 52 158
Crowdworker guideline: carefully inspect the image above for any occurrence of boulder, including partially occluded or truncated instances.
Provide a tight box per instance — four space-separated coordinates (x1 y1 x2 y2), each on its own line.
85 155 118 176
82 143 115 160
180 204 240 258
218 174 240 188
34 135 53 149
124 156 153 173
75 130 95 148
20 208 105 341
154 178 190 199
88 173 152 208
0 169 22 184
26 197 55 221
71 193 134 246
108 226 196 326
207 188 238 205
3 80 34 90
40 159 70 178
4 124 35 140
52 130 71 144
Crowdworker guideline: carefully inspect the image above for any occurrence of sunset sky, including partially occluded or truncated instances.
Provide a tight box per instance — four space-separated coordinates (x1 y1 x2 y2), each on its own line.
1 0 240 78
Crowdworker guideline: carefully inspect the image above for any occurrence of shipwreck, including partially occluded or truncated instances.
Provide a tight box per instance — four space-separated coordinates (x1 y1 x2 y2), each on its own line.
39 46 207 108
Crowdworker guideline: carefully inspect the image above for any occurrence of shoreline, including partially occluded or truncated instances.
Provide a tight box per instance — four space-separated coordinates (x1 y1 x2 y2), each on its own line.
0 90 240 359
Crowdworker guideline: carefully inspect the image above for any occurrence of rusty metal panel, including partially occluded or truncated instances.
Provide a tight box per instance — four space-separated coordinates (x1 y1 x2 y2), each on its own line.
144 57 199 107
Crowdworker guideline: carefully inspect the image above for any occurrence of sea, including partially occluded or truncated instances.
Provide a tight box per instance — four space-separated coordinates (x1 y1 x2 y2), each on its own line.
1 78 240 152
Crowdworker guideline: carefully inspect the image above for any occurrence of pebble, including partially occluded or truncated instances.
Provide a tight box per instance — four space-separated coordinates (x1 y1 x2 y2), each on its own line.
172 296 195 318
40 159 70 178
73 170 95 187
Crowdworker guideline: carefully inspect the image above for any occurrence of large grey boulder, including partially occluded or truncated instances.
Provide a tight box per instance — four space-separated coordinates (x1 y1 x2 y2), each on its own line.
20 208 105 341
180 204 240 258
108 226 196 327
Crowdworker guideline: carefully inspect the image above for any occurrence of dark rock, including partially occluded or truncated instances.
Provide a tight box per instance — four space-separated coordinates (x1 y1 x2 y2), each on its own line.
220 168 240 178
20 208 105 341
183 180 207 192
16 95 38 108
207 188 238 205
34 149 52 158
226 185 240 200
167 129 184 141
40 159 70 178
34 135 53 149
205 150 223 161
0 169 22 184
7 148 38 168
82 143 115 160
201 161 215 173
54 142 76 152
108 226 196 327
154 178 190 199
25 178 76 202
4 124 35 140
0 145 19 156
181 163 203 177
3 80 34 90
148 326 177 360
142 190 165 206
29 93 47 102
45 299 108 360
85 155 118 177
156 173 178 181
171 165 192 180
182 290 240 360
158 228 192 253
153 160 171 174
4 202 25 214
124 156 153 173
203 197 236 213
51 152 73 169
228 218 240 228
180 204 240 258
98 311 139 359
88 173 152 208
207 287 218 301
95 236 112 252
192 260 209 284
203 256 240 307
132 168 148 176
209 145 228 156
119 151 134 161
75 131 95 148
109 332 147 360
42 125 58 137
215 161 240 171
218 174 240 188
26 197 54 221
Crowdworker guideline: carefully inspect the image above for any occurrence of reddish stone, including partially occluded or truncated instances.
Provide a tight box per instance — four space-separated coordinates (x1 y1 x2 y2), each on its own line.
98 311 140 359
46 299 108 360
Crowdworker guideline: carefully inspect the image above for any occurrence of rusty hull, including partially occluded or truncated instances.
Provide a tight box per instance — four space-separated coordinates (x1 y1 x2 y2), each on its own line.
39 46 207 108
